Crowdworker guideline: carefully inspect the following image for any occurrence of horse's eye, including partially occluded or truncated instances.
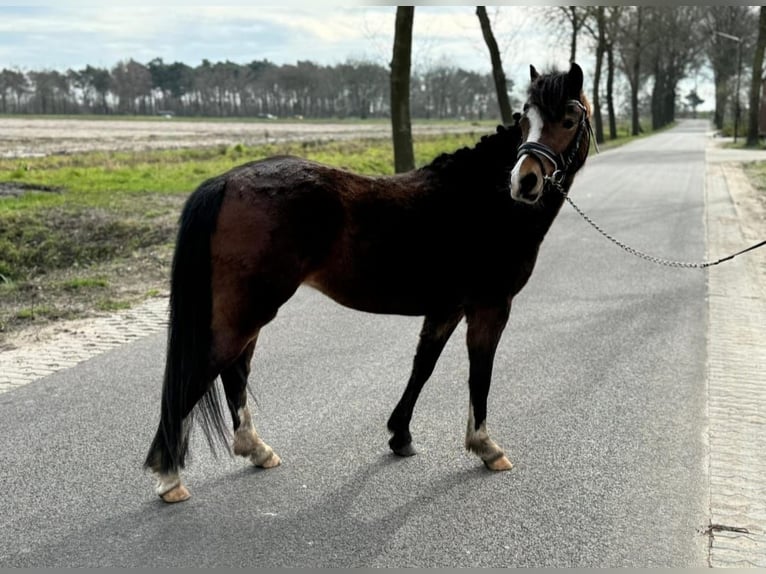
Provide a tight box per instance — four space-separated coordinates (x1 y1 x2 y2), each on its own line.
562 119 575 129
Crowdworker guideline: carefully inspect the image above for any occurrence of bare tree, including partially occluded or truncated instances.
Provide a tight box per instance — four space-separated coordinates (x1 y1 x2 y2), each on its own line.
645 7 706 130
8 53 497 120
0 69 27 113
390 6 415 173
747 7 766 146
555 6 588 63
111 59 152 114
702 7 758 130
614 7 646 136
583 7 606 143
476 6 512 124
28 70 70 114
604 7 622 140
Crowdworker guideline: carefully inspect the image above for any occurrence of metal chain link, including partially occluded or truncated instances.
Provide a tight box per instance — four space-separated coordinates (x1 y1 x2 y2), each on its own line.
564 195 713 269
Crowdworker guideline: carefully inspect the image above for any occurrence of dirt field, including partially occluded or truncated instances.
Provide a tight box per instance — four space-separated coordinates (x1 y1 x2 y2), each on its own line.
0 117 481 158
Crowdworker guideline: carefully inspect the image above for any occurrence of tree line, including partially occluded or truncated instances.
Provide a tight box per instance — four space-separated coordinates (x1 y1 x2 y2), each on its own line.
0 57 505 121
387 5 764 172
1 5 763 147
545 5 761 141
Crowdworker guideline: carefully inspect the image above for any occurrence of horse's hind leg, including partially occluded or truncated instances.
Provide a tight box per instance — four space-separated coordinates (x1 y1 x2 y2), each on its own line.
149 319 278 502
147 369 219 503
387 309 463 456
221 335 281 469
464 303 513 471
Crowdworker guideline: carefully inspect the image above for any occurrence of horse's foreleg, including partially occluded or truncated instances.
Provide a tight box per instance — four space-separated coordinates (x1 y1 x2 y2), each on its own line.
387 309 464 456
464 303 513 471
221 334 281 469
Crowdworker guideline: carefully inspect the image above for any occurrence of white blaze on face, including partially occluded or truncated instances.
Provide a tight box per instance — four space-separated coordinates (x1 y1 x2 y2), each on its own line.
525 105 544 143
510 105 544 196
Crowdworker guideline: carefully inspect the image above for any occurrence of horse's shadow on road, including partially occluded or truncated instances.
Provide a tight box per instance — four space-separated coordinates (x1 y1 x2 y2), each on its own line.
28 454 507 567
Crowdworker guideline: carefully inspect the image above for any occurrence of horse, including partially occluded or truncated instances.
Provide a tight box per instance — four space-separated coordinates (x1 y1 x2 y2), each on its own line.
144 62 594 503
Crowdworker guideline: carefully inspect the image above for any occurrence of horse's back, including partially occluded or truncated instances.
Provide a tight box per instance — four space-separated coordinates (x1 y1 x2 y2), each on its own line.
208 157 347 308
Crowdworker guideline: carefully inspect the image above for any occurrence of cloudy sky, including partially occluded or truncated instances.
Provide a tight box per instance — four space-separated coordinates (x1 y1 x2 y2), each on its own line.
0 4 714 109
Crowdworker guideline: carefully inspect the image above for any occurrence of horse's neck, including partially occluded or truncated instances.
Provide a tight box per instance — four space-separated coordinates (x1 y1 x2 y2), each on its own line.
515 191 567 242
427 128 519 179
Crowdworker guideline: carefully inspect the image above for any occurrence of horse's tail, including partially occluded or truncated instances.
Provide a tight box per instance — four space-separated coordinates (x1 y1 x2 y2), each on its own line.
144 175 229 474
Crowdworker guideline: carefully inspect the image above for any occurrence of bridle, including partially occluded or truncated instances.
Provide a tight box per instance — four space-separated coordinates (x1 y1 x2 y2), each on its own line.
515 99 596 196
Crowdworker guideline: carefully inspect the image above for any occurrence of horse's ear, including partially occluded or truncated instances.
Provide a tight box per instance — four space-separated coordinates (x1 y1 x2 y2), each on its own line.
568 62 583 97
529 65 540 82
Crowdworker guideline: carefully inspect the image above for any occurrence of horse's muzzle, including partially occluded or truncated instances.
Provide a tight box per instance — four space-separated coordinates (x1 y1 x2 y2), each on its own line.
510 155 545 204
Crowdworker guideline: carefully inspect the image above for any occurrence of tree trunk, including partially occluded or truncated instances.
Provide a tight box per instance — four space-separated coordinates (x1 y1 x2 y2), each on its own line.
390 6 415 173
476 6 512 125
651 59 662 130
746 6 766 146
568 7 578 63
652 71 676 130
631 7 643 135
713 79 728 130
592 7 606 144
606 42 617 139
630 78 641 135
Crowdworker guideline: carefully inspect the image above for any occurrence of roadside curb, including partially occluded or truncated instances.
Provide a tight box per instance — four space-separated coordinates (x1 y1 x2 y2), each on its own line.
705 143 766 566
0 297 168 393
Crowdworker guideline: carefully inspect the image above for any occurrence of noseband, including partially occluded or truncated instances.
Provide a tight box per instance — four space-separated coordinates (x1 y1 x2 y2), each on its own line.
516 99 594 196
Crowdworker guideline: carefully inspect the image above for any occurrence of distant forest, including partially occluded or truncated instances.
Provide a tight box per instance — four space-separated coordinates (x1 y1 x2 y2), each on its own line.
0 58 509 120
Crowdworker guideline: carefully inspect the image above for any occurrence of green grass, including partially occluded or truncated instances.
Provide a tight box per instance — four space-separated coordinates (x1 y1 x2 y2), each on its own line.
96 299 132 312
14 305 73 321
0 134 483 215
0 132 488 288
60 277 109 290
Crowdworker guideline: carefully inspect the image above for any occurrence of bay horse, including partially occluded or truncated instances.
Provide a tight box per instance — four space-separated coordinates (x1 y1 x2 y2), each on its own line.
144 62 594 502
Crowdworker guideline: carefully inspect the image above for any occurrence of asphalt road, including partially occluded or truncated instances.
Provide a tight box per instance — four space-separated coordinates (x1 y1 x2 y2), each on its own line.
0 120 710 567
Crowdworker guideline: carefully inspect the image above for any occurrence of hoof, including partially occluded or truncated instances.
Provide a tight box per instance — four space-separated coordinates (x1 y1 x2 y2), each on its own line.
388 434 417 457
253 451 281 469
484 454 513 471
160 484 191 503
391 442 417 457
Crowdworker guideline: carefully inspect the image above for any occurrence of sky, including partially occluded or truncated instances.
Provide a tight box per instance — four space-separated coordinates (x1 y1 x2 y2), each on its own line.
0 4 716 111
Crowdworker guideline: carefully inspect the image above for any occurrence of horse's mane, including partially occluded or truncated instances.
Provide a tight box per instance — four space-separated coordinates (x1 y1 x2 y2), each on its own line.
418 68 589 186
422 123 522 178
527 68 571 121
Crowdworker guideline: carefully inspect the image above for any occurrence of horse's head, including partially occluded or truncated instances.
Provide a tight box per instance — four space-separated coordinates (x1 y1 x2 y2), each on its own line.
510 62 593 205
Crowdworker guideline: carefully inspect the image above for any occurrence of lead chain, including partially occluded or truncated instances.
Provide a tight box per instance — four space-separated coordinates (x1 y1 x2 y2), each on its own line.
564 196 711 269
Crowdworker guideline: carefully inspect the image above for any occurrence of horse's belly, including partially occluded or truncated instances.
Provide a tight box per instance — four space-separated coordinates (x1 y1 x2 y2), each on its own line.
303 271 450 316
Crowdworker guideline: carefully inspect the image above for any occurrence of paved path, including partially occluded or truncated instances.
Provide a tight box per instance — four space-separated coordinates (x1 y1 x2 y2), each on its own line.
705 141 766 567
1 124 765 566
0 297 168 393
